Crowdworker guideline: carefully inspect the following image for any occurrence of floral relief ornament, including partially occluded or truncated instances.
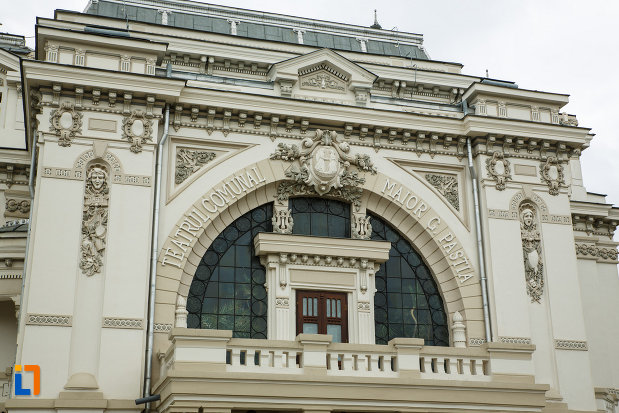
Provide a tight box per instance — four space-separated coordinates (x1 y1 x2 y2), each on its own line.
122 110 153 153
520 202 544 303
270 129 377 211
486 151 511 191
79 164 110 276
49 102 83 147
540 156 565 196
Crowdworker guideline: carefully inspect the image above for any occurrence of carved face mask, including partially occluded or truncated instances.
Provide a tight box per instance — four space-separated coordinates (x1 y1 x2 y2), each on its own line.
522 209 533 227
89 168 107 191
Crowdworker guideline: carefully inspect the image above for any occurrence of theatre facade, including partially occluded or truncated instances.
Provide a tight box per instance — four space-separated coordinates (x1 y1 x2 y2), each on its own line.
1 0 618 412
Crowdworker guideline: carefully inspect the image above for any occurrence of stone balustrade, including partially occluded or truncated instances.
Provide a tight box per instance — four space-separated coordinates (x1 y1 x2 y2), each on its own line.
159 328 535 383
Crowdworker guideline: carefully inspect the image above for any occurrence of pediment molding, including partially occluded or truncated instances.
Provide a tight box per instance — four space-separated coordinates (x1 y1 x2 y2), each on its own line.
268 48 377 90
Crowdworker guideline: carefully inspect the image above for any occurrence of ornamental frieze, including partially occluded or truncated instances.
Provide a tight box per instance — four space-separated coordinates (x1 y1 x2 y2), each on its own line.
575 243 618 262
271 129 377 211
49 102 83 147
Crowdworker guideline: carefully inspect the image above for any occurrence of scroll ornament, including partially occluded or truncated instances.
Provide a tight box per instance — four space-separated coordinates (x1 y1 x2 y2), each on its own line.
272 208 293 234
271 129 377 211
352 214 372 240
50 102 83 147
79 164 109 276
486 151 511 191
175 149 216 184
122 110 153 153
520 203 544 303
540 156 565 196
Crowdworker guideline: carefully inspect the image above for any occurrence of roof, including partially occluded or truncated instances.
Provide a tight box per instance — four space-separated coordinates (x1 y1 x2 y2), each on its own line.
0 33 32 56
84 0 429 60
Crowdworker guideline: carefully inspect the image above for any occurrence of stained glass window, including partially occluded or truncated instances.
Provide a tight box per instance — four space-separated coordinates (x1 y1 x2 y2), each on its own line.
290 198 350 238
186 203 271 338
370 214 449 346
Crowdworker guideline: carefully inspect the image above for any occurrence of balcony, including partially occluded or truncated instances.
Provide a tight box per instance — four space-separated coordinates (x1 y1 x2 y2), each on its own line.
153 328 549 413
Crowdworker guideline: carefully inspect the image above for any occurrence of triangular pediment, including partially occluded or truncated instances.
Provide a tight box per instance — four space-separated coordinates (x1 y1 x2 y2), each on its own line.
268 48 377 88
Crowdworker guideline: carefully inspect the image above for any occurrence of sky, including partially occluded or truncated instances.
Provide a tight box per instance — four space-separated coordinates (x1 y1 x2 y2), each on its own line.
3 0 619 212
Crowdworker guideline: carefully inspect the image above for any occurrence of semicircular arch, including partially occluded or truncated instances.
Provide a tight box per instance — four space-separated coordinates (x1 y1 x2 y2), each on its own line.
154 158 484 346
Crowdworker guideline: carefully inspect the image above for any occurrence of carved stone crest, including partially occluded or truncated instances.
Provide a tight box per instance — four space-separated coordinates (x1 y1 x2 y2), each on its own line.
540 156 564 196
486 152 511 191
122 110 153 153
49 102 83 147
79 164 110 276
271 129 377 211
520 202 544 303
175 149 216 184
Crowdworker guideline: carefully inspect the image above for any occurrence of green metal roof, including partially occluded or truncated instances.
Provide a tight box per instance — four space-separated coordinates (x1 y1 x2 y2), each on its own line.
85 0 428 60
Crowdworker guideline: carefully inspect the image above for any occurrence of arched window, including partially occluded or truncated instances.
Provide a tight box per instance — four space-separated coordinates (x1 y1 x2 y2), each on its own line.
370 214 449 346
291 197 350 238
186 204 272 338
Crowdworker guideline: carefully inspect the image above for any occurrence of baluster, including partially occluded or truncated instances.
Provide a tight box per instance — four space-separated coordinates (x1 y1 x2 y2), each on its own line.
423 357 433 374
342 353 354 371
230 348 241 366
462 358 472 375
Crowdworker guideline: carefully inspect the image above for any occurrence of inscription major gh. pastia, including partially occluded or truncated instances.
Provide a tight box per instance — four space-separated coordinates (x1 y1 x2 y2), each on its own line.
381 178 475 284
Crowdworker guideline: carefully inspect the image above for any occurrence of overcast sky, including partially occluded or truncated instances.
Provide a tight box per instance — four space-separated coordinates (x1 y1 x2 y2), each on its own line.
3 0 618 212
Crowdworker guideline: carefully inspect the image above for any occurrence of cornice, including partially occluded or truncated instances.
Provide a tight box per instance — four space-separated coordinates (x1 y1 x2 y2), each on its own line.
180 84 591 150
22 60 185 98
37 25 168 61
462 82 570 107
0 49 21 73
463 115 591 145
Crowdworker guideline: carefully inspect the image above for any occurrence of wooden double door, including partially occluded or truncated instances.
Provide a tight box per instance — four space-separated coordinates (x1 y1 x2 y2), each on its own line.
296 290 348 343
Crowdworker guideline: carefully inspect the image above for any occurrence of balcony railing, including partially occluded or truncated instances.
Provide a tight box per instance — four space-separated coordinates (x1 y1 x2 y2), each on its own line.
159 328 534 382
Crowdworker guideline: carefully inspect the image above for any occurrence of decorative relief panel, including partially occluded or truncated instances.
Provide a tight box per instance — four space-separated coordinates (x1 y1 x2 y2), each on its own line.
79 164 110 276
102 317 144 329
271 129 377 211
153 323 172 333
469 337 487 346
300 71 347 93
520 202 544 303
554 339 588 351
575 243 618 263
122 110 153 153
498 336 532 345
26 314 72 326
49 102 83 147
5 199 30 216
486 152 511 190
175 149 216 184
540 156 565 195
424 173 459 210
488 190 571 225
